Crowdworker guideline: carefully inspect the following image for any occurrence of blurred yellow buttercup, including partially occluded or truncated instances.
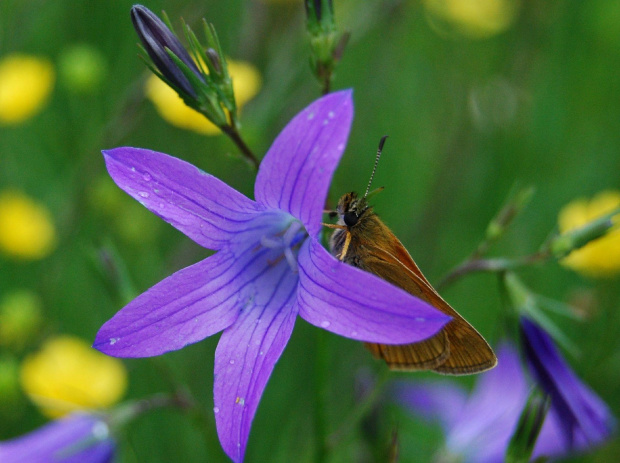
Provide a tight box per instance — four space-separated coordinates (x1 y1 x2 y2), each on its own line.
0 190 57 260
145 58 261 135
424 0 520 39
0 54 55 124
559 191 620 277
20 335 128 418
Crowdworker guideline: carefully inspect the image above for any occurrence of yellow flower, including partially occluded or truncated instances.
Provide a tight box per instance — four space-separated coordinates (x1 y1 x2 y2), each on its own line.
0 54 55 124
424 0 520 39
20 336 128 418
558 191 620 277
145 58 261 135
0 190 57 260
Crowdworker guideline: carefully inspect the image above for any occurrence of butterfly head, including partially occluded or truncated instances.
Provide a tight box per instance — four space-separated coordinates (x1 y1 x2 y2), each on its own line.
337 192 370 228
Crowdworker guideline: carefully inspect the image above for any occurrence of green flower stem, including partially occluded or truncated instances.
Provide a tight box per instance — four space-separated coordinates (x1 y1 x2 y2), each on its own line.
314 329 330 462
326 368 390 450
437 251 550 291
221 124 260 170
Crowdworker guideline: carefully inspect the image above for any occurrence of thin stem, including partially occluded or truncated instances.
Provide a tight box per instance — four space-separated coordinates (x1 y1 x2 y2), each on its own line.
437 250 550 291
322 72 331 96
314 329 330 462
221 125 260 170
326 368 390 450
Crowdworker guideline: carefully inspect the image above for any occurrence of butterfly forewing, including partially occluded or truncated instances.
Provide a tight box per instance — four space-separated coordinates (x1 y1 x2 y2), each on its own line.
330 192 497 375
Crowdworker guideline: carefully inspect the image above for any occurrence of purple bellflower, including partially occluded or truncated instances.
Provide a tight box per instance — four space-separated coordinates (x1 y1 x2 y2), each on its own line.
394 343 578 463
93 90 451 462
0 413 115 463
520 316 615 450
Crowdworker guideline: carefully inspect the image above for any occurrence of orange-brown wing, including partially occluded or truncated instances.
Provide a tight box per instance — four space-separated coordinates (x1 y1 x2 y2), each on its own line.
366 242 497 375
358 247 450 371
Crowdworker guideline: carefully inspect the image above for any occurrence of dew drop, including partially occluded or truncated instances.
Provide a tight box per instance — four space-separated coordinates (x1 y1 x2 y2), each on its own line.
213 407 220 414
143 173 152 181
138 191 149 198
328 111 335 119
229 359 235 365
307 112 315 120
109 337 119 345
159 203 165 209
131 167 136 172
323 119 329 125
238 398 245 406
320 320 331 328
259 351 264 356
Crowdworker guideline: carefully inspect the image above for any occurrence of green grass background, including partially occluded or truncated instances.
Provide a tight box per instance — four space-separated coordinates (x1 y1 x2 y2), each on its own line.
1 0 619 461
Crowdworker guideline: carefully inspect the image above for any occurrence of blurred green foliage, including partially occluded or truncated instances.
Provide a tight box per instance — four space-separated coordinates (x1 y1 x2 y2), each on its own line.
1 0 618 461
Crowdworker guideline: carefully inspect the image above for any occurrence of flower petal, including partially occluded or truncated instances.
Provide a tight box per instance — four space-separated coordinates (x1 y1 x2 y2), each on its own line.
296 239 450 343
94 251 243 357
520 317 615 448
213 261 298 463
0 413 115 463
255 90 353 236
103 147 263 251
392 380 467 431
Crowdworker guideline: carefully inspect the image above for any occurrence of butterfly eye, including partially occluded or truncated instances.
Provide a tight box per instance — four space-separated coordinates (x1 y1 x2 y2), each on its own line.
344 211 359 227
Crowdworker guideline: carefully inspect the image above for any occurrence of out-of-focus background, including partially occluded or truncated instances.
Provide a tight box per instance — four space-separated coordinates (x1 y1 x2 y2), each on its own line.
1 0 618 461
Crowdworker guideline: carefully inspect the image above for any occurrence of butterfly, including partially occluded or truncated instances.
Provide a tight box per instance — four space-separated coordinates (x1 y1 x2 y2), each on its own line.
325 137 497 375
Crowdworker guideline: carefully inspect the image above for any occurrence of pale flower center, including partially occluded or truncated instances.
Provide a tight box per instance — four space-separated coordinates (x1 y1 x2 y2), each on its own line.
260 220 307 273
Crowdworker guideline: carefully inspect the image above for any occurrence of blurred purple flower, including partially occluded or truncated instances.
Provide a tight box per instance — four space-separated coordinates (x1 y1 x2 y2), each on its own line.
394 343 575 463
93 90 450 462
0 413 115 463
520 316 615 449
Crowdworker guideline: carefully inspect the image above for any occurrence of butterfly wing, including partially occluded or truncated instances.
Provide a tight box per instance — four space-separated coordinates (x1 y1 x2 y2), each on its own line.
366 237 497 375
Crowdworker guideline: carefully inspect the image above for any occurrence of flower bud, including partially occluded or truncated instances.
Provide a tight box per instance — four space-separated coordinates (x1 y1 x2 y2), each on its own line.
131 4 202 97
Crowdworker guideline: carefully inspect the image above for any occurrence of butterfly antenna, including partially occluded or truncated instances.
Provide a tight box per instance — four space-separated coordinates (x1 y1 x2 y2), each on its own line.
364 135 388 198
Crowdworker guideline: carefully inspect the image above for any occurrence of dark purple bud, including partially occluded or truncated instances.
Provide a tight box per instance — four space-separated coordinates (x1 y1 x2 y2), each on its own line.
520 316 615 449
131 4 202 97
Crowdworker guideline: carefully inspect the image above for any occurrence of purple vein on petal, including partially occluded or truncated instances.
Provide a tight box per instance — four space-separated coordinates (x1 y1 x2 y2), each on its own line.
296 240 450 344
255 90 353 236
103 147 263 251
214 259 299 462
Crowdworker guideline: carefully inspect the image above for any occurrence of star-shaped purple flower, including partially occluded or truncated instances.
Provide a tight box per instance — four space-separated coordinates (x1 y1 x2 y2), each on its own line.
520 316 615 449
0 413 115 463
93 90 450 462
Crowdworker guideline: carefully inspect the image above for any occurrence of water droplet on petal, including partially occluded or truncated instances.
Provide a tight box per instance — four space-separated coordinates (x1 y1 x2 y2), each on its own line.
229 359 235 365
321 320 331 328
328 111 335 119
138 191 149 198
307 112 315 120
143 173 151 181
213 407 220 414
109 337 119 345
